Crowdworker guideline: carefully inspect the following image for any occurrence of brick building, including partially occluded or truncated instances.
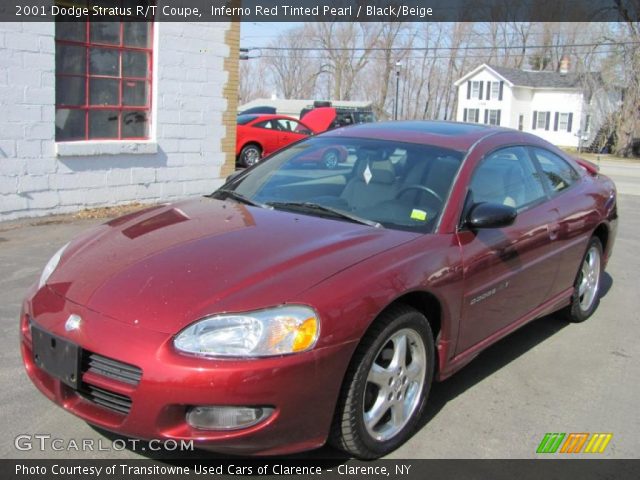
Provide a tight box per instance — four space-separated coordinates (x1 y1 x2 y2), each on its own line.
0 21 240 221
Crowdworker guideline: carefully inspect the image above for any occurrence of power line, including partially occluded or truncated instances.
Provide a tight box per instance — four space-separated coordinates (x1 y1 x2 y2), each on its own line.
247 40 639 52
245 46 630 61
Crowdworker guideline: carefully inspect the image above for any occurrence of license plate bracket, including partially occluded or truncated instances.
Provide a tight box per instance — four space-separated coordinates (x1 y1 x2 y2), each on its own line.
31 324 81 389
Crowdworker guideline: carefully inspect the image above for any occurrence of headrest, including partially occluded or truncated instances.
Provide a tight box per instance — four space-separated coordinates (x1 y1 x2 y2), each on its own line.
369 159 395 184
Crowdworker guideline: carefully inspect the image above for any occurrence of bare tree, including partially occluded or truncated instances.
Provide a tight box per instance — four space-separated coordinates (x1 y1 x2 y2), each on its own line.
238 57 270 105
262 27 326 99
611 10 640 156
308 22 380 100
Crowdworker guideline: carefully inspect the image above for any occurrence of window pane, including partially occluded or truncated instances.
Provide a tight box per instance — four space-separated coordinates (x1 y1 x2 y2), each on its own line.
534 149 580 193
90 78 119 106
123 22 151 48
122 80 148 106
89 110 119 139
56 109 85 141
56 44 86 75
90 22 120 45
90 47 119 76
56 22 86 42
471 147 546 209
559 113 569 131
122 51 148 77
121 110 148 138
491 82 500 98
56 76 86 106
537 113 547 129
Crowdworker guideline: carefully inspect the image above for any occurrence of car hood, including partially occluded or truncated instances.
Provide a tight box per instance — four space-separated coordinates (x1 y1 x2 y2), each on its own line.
301 107 336 133
47 198 417 334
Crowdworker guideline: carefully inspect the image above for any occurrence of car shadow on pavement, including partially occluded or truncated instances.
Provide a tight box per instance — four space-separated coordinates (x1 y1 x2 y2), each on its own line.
89 273 613 462
418 271 613 430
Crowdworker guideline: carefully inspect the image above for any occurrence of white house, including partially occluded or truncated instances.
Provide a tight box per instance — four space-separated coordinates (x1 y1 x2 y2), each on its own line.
0 20 240 221
454 63 611 148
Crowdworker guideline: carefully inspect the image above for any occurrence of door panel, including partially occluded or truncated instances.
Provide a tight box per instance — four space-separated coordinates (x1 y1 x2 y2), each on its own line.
456 146 557 353
456 204 559 352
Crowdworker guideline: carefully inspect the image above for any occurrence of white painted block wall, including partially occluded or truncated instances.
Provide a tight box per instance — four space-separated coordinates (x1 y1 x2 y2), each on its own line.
0 22 231 221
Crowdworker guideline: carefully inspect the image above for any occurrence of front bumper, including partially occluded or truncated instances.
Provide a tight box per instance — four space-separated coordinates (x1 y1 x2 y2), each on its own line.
20 286 357 455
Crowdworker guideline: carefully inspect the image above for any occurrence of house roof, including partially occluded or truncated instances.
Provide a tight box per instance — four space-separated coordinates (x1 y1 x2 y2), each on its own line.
488 65 585 89
455 63 595 90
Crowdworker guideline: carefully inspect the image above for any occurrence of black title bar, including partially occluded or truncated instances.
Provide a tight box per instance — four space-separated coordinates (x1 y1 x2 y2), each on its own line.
3 0 640 22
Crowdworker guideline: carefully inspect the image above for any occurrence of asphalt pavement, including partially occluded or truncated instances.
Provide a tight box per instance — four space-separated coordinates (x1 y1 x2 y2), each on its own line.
0 170 638 460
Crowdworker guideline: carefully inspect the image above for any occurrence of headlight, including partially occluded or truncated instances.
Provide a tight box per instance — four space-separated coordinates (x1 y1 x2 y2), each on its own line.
38 242 69 289
173 305 320 358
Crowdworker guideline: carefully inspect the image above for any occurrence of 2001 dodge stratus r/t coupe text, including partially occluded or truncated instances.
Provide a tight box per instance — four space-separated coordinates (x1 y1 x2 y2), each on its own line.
21 121 617 458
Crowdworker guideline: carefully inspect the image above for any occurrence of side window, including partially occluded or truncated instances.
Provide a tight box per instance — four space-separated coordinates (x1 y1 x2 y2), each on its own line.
470 147 546 210
532 148 581 194
254 120 274 130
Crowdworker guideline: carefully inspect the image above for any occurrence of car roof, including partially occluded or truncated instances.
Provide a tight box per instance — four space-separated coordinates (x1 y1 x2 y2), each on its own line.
245 114 303 122
321 120 514 152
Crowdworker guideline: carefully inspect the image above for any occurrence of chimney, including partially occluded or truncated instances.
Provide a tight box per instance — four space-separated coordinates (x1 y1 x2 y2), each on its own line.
560 56 570 75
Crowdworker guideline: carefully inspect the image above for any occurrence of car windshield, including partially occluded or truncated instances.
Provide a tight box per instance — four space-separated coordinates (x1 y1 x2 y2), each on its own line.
220 137 464 233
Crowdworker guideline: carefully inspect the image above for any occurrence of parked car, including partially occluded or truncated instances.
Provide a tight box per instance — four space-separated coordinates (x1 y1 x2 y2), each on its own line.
238 106 276 116
300 101 376 128
236 109 336 167
21 121 617 458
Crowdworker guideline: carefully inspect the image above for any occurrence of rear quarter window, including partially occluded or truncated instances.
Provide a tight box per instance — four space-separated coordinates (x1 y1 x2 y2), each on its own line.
532 148 582 194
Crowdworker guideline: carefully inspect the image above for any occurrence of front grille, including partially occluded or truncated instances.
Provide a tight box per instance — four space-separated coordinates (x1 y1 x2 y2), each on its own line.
83 352 142 385
78 385 132 415
78 351 142 415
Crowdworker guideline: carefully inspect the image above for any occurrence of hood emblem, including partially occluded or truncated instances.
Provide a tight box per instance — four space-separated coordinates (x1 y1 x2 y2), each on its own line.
65 314 82 332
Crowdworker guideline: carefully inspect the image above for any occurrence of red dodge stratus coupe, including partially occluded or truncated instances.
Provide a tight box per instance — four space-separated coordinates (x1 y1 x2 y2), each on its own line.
21 121 617 458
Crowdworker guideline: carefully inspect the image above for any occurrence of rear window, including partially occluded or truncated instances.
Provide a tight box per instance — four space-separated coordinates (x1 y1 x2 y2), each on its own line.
237 115 258 125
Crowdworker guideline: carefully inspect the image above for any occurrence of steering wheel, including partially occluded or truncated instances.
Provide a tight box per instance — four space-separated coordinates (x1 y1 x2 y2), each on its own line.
395 185 444 204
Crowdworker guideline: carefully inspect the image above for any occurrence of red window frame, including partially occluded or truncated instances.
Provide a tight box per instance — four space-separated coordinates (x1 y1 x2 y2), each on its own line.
55 20 154 141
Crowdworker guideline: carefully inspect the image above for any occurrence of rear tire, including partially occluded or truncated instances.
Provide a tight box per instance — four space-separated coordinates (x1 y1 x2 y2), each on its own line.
329 305 434 459
563 237 603 323
240 144 262 168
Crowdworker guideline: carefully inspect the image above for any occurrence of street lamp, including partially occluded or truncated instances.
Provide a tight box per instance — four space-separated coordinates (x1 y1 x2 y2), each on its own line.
394 62 402 121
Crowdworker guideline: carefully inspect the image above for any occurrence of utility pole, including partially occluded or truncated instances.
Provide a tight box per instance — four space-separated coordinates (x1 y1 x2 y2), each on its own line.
394 62 402 120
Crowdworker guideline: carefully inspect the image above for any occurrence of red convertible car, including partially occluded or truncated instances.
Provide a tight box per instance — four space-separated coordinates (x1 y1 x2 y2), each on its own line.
21 121 617 458
236 108 339 167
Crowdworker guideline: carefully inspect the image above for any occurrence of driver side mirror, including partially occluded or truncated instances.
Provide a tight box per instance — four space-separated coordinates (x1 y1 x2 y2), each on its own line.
466 202 517 229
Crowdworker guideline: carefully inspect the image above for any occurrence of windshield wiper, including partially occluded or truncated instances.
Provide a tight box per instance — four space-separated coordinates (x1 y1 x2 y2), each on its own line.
267 201 382 228
211 189 268 209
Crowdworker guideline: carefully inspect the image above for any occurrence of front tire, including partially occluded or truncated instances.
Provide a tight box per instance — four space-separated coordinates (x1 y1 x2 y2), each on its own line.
563 237 603 323
330 305 434 459
240 144 262 167
322 149 340 169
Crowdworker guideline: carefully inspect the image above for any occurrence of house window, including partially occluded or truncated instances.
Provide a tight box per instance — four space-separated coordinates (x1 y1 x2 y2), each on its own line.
558 113 573 132
584 114 591 134
471 81 481 99
533 111 550 130
518 114 524 131
537 113 548 129
490 82 500 100
487 109 501 126
464 108 480 123
55 18 153 141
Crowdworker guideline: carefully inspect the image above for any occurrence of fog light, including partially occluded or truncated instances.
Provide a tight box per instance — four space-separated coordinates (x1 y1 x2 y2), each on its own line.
186 406 274 430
